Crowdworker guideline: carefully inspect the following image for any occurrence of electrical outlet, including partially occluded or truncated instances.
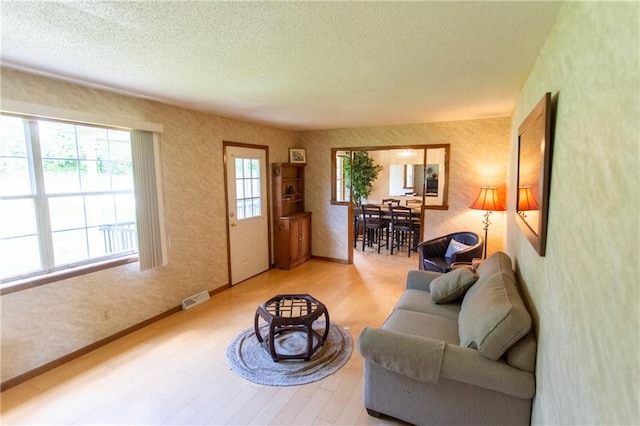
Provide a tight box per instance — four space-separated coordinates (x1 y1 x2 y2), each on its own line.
102 310 110 321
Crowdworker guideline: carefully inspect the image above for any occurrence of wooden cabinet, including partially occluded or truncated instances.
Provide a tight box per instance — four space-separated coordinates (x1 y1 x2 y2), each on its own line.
272 163 312 269
275 212 312 269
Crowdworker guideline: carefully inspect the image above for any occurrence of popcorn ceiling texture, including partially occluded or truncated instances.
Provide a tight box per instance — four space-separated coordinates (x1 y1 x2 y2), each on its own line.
0 1 562 130
298 119 510 261
0 68 295 382
507 3 639 425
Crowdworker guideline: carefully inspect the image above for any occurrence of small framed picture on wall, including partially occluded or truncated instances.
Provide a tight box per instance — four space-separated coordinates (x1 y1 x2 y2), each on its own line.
289 148 307 164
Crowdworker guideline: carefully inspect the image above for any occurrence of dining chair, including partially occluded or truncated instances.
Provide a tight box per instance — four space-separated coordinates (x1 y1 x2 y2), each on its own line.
390 206 420 257
361 204 390 253
405 199 422 206
382 198 401 206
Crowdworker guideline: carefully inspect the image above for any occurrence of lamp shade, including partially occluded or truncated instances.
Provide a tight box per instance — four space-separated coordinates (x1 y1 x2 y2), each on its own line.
517 186 539 211
469 186 505 211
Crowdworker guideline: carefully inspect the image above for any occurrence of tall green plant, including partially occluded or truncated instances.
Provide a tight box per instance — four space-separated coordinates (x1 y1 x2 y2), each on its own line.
344 151 383 205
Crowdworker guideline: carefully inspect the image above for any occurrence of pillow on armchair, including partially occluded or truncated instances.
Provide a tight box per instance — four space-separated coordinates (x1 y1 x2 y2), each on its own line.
444 239 471 258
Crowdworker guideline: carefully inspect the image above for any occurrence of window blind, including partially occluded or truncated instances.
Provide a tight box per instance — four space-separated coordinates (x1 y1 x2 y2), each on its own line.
131 130 167 270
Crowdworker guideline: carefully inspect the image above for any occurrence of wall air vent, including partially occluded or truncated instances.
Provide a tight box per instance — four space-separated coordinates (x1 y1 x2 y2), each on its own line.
181 290 210 310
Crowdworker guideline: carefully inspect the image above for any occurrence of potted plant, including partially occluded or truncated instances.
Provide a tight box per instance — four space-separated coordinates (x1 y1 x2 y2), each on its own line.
344 151 383 205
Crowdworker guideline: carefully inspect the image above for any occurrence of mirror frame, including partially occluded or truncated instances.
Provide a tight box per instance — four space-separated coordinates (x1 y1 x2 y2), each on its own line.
516 92 553 256
331 144 450 210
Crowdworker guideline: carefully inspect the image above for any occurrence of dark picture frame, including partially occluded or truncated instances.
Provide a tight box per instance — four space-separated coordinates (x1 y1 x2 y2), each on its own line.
289 148 307 164
516 92 553 256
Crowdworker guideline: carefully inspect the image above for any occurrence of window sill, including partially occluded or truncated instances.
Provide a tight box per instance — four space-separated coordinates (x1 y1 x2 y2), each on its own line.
0 256 139 296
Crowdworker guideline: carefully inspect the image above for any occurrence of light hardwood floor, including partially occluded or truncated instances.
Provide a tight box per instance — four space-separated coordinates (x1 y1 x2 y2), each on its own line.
1 250 419 425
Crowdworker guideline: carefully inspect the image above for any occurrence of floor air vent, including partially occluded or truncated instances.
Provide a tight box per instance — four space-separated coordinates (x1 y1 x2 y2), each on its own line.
182 291 210 310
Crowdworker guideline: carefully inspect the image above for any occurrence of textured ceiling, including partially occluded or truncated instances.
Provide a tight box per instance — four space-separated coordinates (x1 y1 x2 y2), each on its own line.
1 1 562 130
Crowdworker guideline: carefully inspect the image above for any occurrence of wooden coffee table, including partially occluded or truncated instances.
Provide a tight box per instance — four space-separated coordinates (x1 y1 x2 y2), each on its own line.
254 294 330 362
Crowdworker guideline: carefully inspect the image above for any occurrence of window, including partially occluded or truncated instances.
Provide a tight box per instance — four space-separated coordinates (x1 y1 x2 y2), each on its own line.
235 158 261 220
332 149 351 203
1 115 137 283
335 151 349 202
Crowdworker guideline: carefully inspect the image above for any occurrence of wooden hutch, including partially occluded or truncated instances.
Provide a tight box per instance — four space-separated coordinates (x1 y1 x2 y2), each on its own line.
272 163 311 269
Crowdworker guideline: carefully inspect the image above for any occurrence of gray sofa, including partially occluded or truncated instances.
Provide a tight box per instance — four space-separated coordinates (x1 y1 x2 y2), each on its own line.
358 251 536 425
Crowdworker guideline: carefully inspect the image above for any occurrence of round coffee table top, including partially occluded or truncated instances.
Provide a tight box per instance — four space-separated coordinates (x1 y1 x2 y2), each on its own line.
261 294 323 319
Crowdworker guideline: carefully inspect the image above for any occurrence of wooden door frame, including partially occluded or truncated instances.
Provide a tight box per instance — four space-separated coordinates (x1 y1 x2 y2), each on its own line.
333 145 448 263
222 141 271 285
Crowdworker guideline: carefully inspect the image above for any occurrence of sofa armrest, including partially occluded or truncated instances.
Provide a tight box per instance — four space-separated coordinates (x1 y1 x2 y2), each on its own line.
406 270 442 292
358 327 536 400
358 327 445 384
440 343 536 399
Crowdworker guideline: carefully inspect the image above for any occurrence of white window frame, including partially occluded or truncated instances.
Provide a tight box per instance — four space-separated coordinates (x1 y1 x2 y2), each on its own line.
0 101 165 294
234 157 262 220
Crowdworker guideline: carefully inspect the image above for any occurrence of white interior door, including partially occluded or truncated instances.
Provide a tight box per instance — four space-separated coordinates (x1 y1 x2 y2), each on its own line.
225 145 269 284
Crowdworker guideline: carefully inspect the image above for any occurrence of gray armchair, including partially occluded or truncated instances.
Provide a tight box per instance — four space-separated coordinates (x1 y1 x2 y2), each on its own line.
418 231 483 272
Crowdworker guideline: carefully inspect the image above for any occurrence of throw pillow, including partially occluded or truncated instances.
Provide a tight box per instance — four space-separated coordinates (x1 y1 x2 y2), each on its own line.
430 267 479 303
458 265 532 361
444 239 471 258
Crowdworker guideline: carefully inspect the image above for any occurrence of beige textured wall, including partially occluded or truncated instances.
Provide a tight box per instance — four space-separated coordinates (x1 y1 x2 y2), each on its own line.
507 3 639 425
297 118 510 261
0 68 296 382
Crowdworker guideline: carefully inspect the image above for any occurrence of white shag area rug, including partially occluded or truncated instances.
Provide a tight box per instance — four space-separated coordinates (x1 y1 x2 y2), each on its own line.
226 323 353 386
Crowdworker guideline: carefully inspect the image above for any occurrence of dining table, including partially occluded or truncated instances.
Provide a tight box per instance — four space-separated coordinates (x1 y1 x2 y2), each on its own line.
353 203 421 219
353 203 422 251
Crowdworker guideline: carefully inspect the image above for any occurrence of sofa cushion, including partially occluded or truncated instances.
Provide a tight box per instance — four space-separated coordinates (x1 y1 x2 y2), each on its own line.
504 331 537 372
406 269 442 292
394 289 461 320
458 252 532 361
383 309 460 344
430 267 478 303
475 250 511 277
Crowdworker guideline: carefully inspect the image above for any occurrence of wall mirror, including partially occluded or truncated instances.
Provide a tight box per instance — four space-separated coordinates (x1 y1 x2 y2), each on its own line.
332 144 449 210
516 92 553 256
